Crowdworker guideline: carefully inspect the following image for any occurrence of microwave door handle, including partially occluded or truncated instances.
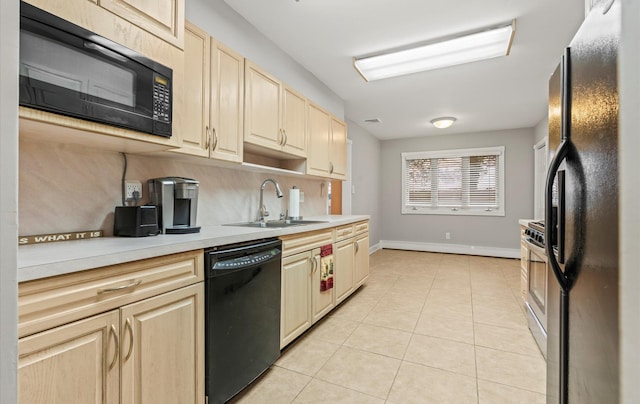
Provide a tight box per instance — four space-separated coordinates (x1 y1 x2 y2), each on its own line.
83 41 128 63
545 139 570 293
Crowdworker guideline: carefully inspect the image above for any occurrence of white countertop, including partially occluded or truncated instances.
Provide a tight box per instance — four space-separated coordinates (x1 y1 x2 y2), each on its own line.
519 219 534 226
18 215 369 282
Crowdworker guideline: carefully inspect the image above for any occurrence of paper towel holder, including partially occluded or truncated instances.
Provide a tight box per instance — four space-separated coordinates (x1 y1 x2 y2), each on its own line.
288 186 303 220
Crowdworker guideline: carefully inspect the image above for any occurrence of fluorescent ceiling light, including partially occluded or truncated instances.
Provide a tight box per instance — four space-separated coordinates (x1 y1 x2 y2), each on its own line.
353 20 516 81
431 117 457 129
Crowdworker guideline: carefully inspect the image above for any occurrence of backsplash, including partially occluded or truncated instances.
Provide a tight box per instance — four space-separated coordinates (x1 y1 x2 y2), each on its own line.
19 140 329 236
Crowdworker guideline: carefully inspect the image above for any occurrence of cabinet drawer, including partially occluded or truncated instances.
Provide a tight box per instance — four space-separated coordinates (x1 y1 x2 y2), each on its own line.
280 229 333 257
19 249 204 338
335 224 354 241
354 221 369 235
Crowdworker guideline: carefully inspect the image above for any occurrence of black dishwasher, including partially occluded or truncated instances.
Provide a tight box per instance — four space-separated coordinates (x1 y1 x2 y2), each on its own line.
204 238 282 404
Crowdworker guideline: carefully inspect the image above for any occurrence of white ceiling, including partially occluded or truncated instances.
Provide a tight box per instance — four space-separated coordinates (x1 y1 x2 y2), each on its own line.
223 0 585 140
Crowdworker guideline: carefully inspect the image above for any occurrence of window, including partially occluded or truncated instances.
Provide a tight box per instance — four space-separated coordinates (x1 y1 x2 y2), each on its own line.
402 146 505 216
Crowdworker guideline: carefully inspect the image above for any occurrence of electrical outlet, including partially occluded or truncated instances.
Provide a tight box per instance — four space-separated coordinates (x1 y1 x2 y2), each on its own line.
125 180 142 201
445 232 451 240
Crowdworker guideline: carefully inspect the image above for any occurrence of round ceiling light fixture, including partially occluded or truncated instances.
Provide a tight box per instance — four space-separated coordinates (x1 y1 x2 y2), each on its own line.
430 117 457 129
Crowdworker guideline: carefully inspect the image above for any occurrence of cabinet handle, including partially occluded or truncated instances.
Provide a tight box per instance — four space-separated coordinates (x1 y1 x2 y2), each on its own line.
278 129 284 146
108 324 119 371
205 126 211 149
310 256 316 273
212 128 218 151
354 241 359 253
282 129 288 147
97 280 142 294
124 318 134 362
330 162 334 174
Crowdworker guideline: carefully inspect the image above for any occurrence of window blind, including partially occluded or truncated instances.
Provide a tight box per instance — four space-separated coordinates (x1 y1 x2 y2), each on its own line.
402 146 505 216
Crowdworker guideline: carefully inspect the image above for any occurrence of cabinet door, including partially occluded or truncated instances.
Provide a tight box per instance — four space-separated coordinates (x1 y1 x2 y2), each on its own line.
210 41 244 162
354 234 370 288
306 103 331 177
281 86 307 157
281 251 312 348
179 22 210 157
244 62 282 150
18 310 120 404
98 0 185 48
330 117 347 179
311 248 334 323
120 283 204 404
334 238 355 305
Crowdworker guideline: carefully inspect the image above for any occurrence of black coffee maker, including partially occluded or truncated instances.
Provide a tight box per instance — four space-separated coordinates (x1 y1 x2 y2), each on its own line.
148 177 201 234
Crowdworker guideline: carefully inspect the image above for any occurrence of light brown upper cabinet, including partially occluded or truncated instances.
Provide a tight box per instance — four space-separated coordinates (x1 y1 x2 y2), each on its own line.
306 102 347 180
177 22 244 163
281 86 307 157
97 0 185 49
330 117 347 179
244 61 307 158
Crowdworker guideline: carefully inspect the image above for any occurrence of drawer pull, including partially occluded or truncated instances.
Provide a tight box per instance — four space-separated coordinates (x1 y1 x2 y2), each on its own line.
124 318 134 362
97 280 142 295
108 324 119 371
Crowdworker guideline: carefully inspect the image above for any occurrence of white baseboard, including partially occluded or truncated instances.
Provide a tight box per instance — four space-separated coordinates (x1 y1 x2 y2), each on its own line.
369 243 382 255
379 240 520 259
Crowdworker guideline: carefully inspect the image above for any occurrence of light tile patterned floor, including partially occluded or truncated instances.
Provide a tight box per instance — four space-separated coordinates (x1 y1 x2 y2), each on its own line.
231 249 546 404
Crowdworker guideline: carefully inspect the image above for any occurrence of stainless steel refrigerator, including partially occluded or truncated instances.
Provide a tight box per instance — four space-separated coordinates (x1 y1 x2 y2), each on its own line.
545 0 620 403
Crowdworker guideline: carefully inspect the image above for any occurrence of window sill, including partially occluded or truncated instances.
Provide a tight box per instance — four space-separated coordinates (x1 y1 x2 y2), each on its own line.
402 208 505 217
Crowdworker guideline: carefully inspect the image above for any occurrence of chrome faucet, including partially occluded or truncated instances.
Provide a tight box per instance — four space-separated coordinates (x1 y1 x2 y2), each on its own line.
258 179 284 223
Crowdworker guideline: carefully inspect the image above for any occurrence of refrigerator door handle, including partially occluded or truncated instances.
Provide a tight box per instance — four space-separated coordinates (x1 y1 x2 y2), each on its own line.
545 139 570 293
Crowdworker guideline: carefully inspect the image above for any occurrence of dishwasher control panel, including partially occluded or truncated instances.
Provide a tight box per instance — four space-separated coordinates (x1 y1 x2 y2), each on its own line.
210 248 281 270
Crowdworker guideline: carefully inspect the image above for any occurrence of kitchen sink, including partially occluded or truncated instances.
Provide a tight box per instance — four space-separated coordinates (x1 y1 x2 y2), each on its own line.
224 219 328 228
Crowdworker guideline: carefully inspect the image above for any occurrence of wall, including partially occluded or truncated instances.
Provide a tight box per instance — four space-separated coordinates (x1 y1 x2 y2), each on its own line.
534 115 548 144
380 128 535 257
186 0 344 118
346 120 381 247
0 0 18 401
19 141 329 236
620 0 640 401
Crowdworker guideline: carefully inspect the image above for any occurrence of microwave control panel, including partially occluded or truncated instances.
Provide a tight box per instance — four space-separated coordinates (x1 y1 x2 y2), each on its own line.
153 74 171 123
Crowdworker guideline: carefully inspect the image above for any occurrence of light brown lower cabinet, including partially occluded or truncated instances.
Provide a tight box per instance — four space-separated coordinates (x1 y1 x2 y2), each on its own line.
280 229 335 349
18 310 121 404
18 250 205 404
354 232 370 288
333 238 355 305
18 283 204 404
280 222 370 349
334 221 370 305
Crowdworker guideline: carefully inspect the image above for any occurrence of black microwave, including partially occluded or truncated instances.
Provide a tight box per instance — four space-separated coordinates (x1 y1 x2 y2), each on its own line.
19 2 172 138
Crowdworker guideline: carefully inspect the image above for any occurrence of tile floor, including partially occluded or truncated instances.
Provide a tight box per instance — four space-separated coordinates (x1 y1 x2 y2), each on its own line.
232 249 546 404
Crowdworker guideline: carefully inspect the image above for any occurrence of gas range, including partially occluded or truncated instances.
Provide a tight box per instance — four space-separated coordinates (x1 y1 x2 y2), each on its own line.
524 220 546 248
